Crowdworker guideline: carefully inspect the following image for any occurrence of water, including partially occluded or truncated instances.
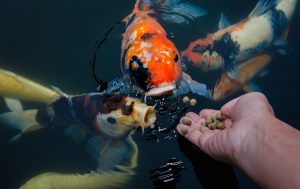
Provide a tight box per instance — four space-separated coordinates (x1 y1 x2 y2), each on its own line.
0 0 299 188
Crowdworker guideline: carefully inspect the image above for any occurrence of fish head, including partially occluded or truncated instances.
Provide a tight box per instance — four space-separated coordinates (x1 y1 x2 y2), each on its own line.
182 35 223 71
95 94 156 139
123 21 182 96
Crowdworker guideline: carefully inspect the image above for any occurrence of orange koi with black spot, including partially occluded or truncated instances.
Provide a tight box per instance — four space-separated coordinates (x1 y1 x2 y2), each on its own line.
121 0 208 97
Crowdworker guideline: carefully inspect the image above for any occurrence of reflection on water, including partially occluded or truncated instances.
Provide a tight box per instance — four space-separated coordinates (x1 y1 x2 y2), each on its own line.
0 0 299 188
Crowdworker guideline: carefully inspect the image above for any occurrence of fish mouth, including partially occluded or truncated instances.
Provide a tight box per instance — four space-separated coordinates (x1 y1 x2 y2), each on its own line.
145 83 176 96
132 103 156 128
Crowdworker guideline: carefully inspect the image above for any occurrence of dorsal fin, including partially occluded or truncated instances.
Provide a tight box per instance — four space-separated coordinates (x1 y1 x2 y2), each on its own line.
218 12 232 30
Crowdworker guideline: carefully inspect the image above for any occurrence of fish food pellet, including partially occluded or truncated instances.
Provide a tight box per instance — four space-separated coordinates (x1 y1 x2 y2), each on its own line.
181 118 192 126
217 122 225 130
208 123 216 130
183 96 190 104
189 99 197 106
216 113 224 121
206 116 213 124
202 113 226 130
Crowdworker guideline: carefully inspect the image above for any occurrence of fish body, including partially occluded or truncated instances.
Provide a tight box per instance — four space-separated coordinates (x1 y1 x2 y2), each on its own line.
0 68 60 104
183 0 297 79
121 0 207 96
42 93 156 139
0 68 156 188
212 53 272 101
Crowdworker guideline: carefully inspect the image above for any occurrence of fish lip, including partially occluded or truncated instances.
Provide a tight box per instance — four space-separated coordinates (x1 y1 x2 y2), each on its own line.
145 83 176 96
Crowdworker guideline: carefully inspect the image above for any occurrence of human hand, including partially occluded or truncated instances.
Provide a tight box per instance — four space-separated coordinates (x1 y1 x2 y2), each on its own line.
176 92 275 164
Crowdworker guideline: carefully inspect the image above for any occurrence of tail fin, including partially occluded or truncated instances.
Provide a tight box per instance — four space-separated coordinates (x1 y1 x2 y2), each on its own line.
249 0 280 17
138 0 207 24
0 68 60 104
0 109 43 143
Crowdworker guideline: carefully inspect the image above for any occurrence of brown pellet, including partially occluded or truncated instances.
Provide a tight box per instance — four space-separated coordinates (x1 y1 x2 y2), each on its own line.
217 122 224 129
208 123 215 129
216 113 224 121
189 99 197 106
206 116 213 124
183 96 190 104
202 113 226 130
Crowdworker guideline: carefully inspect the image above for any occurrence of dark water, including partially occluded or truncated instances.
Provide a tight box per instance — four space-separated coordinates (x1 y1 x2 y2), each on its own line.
0 0 299 188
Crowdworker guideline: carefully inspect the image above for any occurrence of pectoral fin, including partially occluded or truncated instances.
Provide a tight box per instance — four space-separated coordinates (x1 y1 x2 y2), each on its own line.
272 39 291 55
64 126 89 143
85 136 113 163
176 72 210 98
226 63 240 80
243 82 262 93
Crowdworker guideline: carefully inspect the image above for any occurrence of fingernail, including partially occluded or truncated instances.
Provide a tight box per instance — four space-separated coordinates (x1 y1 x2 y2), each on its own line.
181 117 192 126
181 127 189 135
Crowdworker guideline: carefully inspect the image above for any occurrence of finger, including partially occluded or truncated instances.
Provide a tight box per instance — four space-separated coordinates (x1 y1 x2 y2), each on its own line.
180 116 206 130
176 124 207 147
224 119 233 128
220 97 239 117
177 123 219 151
180 116 193 126
196 130 219 151
199 126 210 133
177 124 189 135
185 112 200 122
199 109 219 118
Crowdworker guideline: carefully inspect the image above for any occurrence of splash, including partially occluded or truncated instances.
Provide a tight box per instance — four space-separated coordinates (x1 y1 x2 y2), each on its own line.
149 157 185 188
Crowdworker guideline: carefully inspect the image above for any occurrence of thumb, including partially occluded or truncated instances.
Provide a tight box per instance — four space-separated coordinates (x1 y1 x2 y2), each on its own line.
220 97 239 118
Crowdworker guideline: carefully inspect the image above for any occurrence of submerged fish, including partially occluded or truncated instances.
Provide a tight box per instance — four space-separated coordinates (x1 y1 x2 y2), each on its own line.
183 0 297 79
212 53 272 101
121 0 208 97
0 68 156 189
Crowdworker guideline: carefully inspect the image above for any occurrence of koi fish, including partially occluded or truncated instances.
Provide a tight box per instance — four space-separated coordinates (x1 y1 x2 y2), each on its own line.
0 68 156 189
121 0 208 96
212 53 272 101
183 0 297 79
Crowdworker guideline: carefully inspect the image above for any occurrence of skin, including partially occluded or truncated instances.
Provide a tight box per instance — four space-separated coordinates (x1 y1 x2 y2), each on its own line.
177 92 300 189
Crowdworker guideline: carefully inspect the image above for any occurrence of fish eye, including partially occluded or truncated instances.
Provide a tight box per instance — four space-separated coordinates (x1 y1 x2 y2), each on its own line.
174 54 179 62
107 117 117 124
192 44 205 53
129 56 140 72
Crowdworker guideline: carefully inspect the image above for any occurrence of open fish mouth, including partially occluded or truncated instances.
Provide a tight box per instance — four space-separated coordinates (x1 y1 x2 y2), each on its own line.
145 83 176 97
132 103 156 128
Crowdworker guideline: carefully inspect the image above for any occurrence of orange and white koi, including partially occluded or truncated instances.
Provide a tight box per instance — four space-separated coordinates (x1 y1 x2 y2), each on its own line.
183 0 297 80
212 53 272 101
121 0 208 97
